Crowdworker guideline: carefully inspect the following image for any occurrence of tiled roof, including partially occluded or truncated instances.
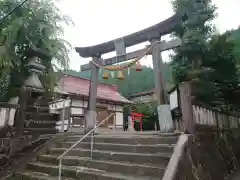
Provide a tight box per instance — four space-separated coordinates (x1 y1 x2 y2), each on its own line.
129 85 178 98
129 89 155 98
59 75 131 104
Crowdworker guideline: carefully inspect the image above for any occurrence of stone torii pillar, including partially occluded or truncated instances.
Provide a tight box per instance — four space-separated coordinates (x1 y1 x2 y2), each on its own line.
85 38 127 132
85 56 100 132
151 38 174 132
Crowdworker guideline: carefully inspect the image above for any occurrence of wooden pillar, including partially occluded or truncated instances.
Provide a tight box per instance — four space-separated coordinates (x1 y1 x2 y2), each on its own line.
179 82 195 134
85 56 100 132
16 87 28 136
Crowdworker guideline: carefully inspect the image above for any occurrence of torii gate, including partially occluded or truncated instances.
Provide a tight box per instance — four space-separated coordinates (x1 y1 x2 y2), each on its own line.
75 14 184 132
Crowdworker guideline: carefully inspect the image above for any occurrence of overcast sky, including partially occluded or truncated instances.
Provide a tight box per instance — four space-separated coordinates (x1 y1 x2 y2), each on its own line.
57 0 240 71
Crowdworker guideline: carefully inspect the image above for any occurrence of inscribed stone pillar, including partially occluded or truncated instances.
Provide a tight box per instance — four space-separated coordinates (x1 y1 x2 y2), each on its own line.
151 38 174 132
85 56 100 132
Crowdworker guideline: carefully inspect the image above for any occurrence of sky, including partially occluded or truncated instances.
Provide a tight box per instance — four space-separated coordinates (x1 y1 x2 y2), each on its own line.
57 0 240 71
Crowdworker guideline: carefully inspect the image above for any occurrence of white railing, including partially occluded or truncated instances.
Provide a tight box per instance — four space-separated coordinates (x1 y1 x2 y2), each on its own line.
0 102 18 128
57 113 115 180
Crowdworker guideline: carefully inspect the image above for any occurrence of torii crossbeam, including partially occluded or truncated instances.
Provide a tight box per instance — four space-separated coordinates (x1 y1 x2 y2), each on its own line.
75 14 184 132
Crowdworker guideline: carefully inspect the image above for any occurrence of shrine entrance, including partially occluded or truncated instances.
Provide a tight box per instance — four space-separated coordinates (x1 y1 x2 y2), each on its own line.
96 105 114 130
76 14 186 132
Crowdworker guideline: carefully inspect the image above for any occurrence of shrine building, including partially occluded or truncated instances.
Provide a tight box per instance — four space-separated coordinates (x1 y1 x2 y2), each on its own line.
49 75 132 132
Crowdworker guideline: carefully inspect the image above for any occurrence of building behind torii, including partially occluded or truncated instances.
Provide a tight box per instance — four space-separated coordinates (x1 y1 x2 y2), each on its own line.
49 75 131 132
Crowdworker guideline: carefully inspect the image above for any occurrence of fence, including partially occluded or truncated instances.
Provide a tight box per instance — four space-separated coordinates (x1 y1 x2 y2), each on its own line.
163 82 240 180
0 102 18 128
193 105 240 129
179 82 240 133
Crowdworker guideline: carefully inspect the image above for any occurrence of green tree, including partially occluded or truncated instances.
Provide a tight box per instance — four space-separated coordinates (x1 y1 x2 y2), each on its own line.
228 28 240 73
171 0 216 83
170 0 223 106
171 0 239 108
0 0 72 101
189 32 238 107
204 32 239 108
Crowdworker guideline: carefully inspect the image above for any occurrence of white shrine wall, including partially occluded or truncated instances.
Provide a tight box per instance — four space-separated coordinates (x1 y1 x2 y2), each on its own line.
49 98 124 131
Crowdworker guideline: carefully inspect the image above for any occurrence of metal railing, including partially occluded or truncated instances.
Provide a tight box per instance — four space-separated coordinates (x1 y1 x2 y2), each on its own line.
57 113 115 180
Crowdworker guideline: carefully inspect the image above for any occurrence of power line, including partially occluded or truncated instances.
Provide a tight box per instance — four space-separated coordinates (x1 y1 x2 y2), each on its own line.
0 0 29 23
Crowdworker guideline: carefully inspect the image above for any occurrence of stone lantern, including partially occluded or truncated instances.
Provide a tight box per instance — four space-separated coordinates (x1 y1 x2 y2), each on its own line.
8 57 46 128
24 56 45 89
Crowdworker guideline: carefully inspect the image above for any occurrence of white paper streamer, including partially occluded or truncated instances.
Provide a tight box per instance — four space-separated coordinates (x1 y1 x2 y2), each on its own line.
110 71 115 78
127 68 130 75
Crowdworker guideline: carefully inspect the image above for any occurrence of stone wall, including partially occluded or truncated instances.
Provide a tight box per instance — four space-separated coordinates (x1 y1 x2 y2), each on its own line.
189 126 240 180
169 82 240 180
0 134 50 178
178 126 240 180
0 135 35 171
163 126 240 180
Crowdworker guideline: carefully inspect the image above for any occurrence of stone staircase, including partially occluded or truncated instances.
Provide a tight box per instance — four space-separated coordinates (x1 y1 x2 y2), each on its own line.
14 132 179 180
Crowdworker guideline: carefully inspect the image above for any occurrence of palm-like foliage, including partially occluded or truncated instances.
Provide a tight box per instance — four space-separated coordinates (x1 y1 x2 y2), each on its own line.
0 0 73 101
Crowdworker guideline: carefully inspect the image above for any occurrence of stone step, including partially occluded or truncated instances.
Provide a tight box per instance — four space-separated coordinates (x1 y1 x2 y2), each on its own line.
66 135 178 145
26 113 58 121
49 148 171 166
38 154 165 177
23 128 57 135
25 162 159 180
56 141 175 154
27 106 50 113
95 132 180 136
14 171 73 180
26 122 56 129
